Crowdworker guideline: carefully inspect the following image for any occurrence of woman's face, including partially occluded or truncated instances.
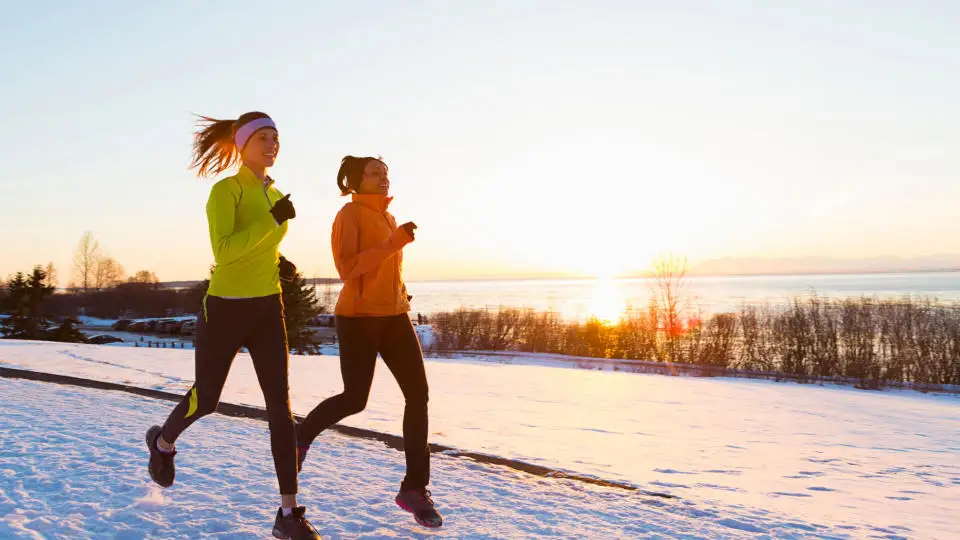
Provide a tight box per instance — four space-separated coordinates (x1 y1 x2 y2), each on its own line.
358 159 389 195
240 128 280 170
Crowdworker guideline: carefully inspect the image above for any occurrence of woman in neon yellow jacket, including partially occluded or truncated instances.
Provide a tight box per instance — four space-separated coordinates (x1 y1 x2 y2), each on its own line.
143 111 320 539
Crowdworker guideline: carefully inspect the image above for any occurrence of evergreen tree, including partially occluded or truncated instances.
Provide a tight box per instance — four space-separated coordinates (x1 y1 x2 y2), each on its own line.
1 272 28 338
281 271 321 355
2 267 55 339
50 317 87 343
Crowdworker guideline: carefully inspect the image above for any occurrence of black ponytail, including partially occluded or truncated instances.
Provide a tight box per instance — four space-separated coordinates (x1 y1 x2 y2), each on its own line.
337 155 383 195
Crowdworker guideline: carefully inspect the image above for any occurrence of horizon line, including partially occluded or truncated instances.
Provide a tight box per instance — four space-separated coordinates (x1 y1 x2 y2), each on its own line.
119 266 960 288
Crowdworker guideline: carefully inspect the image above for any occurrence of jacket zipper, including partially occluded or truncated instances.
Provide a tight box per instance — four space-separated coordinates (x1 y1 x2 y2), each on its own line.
382 212 401 306
263 179 273 207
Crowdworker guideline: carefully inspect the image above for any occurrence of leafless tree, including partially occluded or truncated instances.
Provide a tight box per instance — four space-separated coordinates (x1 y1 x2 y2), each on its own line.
94 256 125 290
44 262 58 289
129 270 160 284
72 231 100 292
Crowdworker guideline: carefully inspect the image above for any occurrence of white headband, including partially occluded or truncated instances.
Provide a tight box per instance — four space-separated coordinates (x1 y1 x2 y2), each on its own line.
234 117 277 150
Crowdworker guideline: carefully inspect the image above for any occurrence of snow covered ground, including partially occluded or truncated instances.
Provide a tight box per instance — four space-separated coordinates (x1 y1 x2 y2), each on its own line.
1 340 958 538
0 377 847 539
75 316 120 328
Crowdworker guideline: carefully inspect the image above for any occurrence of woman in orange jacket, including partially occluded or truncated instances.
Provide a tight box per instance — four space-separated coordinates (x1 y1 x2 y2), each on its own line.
296 156 442 528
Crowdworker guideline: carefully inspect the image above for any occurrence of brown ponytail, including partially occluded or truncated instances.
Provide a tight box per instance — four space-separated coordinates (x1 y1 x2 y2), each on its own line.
190 111 271 177
337 155 383 195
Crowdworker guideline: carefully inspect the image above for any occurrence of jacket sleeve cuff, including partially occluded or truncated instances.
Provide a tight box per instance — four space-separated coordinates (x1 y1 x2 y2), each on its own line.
390 227 413 250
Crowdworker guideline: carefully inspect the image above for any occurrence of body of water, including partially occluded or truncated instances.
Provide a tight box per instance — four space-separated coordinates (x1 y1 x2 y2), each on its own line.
380 271 960 321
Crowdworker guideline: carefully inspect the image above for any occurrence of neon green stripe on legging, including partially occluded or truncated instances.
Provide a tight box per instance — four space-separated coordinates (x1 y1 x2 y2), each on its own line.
185 387 198 418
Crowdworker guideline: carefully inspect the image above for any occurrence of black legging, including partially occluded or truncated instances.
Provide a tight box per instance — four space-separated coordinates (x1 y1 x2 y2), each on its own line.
161 294 298 495
298 314 430 490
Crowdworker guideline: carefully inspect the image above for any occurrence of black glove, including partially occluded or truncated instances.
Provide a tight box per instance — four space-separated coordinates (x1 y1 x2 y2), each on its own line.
400 221 417 240
270 193 296 224
279 255 297 282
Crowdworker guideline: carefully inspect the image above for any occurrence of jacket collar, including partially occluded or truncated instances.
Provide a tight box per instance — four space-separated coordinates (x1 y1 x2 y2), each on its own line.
237 165 274 187
352 193 392 213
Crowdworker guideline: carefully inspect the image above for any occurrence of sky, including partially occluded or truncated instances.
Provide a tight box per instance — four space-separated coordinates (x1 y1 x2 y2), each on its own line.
1 0 959 283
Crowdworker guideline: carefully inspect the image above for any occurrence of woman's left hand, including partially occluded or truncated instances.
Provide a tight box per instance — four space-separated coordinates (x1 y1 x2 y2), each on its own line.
400 221 417 240
279 255 297 282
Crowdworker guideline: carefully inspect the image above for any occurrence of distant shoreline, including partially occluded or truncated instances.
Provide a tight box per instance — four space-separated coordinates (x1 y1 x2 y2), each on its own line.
136 267 960 289
402 267 960 284
682 266 960 280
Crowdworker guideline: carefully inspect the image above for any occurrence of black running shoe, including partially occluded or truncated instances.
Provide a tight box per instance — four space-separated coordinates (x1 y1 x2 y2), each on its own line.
145 425 176 488
272 506 321 539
